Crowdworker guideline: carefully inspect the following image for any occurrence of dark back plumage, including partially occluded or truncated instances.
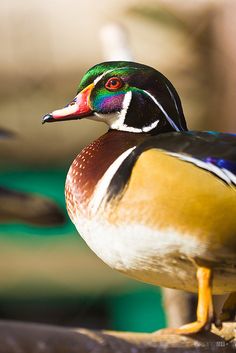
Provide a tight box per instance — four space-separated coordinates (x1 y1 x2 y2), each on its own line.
107 131 236 201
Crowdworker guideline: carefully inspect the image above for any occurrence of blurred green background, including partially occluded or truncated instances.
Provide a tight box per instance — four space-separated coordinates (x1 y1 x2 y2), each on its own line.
0 0 235 332
0 168 165 331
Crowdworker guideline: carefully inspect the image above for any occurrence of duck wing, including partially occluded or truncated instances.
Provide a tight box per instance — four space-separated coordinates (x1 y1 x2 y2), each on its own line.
107 131 236 200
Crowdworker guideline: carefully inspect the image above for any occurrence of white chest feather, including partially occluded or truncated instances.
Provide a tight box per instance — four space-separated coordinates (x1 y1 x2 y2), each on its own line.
74 217 207 292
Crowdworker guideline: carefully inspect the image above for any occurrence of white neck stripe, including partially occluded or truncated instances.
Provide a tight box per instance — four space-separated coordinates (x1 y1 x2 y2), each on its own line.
143 90 180 132
141 119 159 132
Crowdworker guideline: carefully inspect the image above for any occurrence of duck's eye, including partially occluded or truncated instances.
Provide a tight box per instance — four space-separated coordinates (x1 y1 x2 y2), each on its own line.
105 77 123 91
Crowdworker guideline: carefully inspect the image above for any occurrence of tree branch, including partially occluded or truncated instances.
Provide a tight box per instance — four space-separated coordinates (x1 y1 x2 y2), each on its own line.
0 321 235 353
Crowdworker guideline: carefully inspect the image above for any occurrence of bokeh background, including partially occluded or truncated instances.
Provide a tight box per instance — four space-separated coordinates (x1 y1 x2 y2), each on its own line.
0 0 235 332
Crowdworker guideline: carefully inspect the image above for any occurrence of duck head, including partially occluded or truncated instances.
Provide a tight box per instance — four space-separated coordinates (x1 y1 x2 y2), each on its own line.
43 61 187 133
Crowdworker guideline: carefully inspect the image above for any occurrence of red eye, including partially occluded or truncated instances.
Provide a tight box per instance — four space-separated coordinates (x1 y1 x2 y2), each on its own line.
105 77 123 91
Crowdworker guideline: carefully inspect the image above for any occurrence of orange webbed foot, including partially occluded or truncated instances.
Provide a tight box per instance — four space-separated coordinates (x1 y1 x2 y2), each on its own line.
155 267 221 335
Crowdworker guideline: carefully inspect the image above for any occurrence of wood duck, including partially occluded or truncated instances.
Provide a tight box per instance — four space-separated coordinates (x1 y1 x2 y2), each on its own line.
43 61 236 334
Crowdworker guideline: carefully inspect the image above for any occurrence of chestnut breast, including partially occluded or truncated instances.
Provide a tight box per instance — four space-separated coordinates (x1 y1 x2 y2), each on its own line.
65 130 148 221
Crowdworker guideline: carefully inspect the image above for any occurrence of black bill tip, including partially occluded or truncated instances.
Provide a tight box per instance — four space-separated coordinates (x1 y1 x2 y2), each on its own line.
42 114 55 124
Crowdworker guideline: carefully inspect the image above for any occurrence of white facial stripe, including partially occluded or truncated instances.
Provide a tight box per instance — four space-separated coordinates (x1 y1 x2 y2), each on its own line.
93 69 114 85
93 72 163 133
93 89 160 133
110 91 132 129
120 90 133 123
93 66 134 86
109 91 160 133
92 91 133 129
167 152 236 185
89 146 136 213
165 83 181 116
143 90 180 132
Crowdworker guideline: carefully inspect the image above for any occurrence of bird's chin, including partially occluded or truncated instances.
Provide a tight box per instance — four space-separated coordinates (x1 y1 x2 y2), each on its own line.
89 112 119 125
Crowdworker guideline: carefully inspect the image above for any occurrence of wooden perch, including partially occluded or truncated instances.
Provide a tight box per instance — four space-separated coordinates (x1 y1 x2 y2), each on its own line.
0 321 235 353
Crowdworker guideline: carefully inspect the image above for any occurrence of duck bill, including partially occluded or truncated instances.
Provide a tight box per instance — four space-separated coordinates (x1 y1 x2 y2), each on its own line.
42 83 94 123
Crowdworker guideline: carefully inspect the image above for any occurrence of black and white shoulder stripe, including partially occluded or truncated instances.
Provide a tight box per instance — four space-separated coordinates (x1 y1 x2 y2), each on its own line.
105 131 236 202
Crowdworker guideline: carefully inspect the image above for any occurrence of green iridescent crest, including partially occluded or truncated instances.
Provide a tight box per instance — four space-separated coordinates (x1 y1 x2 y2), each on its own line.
77 61 187 133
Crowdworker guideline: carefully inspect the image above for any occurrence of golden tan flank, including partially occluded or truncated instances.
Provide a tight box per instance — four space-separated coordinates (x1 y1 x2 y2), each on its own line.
107 149 236 257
